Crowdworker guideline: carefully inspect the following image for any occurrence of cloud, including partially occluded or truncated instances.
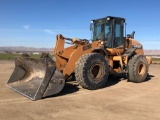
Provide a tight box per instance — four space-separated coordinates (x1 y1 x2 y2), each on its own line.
23 25 30 29
43 29 55 34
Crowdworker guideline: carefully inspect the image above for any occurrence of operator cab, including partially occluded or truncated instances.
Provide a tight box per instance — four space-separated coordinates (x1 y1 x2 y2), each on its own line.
91 16 125 48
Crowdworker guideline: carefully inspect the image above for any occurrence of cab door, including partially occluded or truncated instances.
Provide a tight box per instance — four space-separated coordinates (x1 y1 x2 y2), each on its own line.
113 19 124 48
106 18 125 55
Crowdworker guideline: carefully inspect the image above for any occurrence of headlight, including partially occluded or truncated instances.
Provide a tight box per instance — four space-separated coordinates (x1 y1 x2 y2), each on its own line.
107 17 110 20
101 41 104 44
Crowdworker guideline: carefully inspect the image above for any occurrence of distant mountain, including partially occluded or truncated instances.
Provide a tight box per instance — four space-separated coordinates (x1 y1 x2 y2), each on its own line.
0 46 53 52
144 50 160 55
0 46 160 55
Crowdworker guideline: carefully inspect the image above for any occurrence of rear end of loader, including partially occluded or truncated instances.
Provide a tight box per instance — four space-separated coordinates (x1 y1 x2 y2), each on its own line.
7 56 65 100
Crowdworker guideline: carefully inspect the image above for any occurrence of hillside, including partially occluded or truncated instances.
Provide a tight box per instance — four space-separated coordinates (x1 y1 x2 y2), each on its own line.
144 50 160 55
0 46 53 52
0 46 160 55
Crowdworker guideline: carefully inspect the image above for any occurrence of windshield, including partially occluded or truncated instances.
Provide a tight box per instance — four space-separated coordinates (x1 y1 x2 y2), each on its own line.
93 21 105 40
92 20 111 41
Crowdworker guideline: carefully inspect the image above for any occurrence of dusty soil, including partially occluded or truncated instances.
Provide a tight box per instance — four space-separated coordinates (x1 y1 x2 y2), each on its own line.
0 60 160 120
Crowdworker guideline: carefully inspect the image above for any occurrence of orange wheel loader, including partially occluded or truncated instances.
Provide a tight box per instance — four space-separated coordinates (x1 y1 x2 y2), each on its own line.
7 16 152 100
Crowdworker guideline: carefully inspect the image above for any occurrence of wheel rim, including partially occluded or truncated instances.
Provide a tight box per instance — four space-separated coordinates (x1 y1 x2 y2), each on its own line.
137 62 146 76
89 61 105 81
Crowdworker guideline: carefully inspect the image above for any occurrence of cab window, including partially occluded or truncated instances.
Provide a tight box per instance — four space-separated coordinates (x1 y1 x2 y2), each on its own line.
114 21 123 48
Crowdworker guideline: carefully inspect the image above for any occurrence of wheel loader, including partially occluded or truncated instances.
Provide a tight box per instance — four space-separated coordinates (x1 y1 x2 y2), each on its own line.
7 16 152 100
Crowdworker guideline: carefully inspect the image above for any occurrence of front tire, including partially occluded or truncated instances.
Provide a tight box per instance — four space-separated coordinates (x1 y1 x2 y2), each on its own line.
75 53 109 90
128 55 148 83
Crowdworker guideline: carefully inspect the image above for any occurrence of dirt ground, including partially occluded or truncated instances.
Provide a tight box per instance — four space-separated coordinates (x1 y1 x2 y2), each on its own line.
0 60 160 120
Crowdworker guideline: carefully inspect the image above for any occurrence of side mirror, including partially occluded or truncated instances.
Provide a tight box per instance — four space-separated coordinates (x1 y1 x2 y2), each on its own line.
90 23 92 31
90 23 93 31
90 20 94 31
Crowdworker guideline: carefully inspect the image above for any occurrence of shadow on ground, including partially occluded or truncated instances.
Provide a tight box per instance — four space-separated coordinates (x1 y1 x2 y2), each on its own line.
45 73 155 99
45 74 123 99
146 74 155 82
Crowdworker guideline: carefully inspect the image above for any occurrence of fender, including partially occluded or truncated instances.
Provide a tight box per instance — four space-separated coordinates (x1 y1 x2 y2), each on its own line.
122 48 138 58
62 46 108 79
62 45 93 78
122 47 145 66
92 47 108 58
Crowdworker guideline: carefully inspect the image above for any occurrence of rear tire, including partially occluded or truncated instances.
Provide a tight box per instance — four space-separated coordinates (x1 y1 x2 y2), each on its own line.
75 53 109 90
128 55 148 83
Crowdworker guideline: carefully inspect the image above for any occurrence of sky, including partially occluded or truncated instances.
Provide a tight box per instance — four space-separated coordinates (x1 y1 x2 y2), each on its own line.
0 0 160 49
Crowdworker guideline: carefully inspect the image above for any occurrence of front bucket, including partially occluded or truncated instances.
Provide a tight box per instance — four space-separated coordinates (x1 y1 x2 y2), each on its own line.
7 57 65 100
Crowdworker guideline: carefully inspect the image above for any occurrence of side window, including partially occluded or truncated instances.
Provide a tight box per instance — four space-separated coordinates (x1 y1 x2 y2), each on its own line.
105 21 112 48
115 24 120 37
105 26 110 36
114 23 123 47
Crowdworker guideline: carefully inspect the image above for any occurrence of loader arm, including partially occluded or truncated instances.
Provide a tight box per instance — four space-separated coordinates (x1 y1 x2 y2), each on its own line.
53 34 68 71
53 34 106 78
